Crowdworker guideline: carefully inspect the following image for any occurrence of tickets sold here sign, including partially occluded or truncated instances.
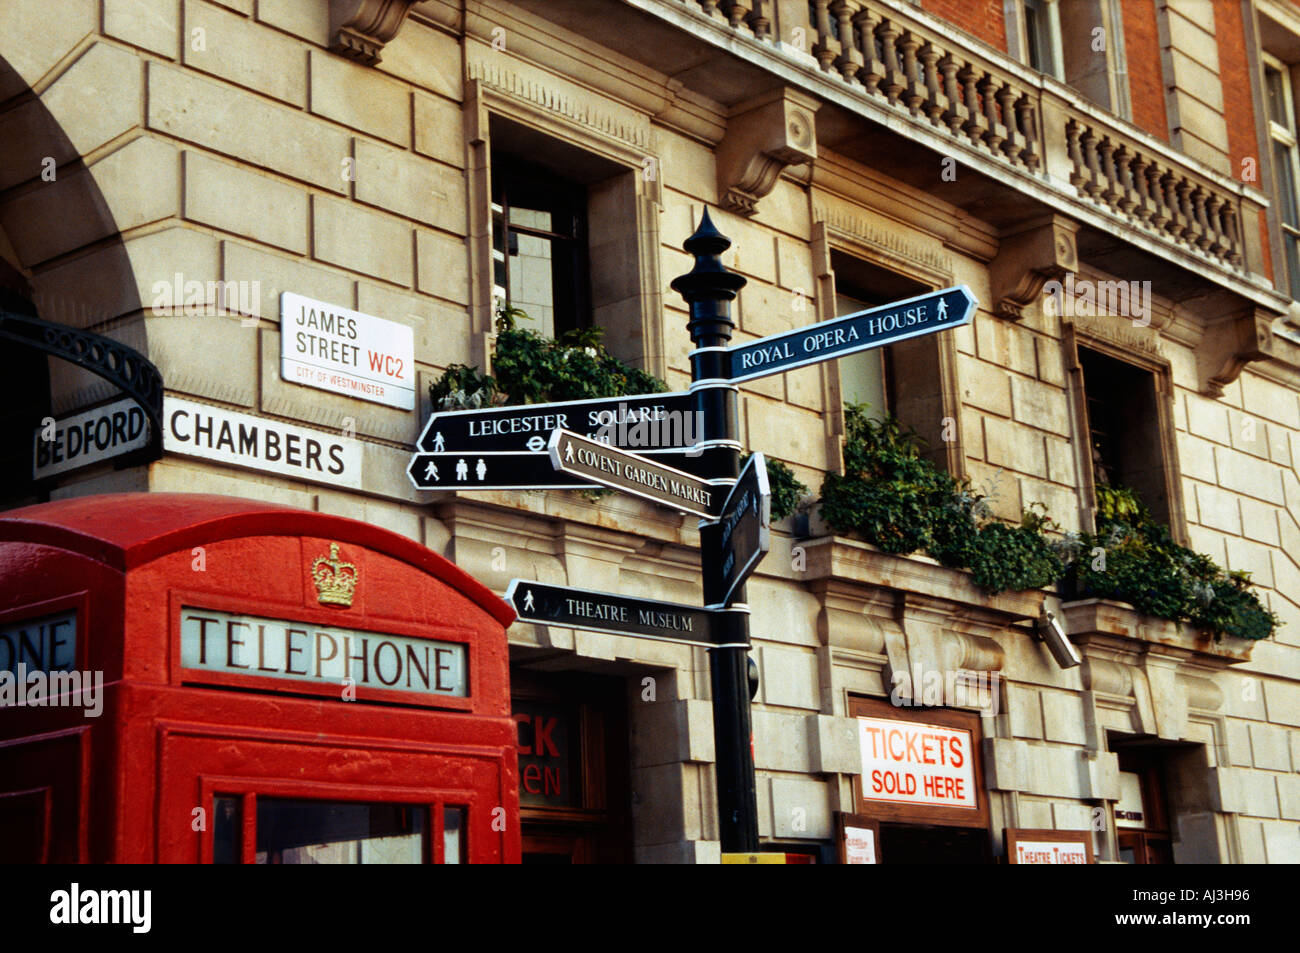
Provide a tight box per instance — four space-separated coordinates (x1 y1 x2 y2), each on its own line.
858 716 978 810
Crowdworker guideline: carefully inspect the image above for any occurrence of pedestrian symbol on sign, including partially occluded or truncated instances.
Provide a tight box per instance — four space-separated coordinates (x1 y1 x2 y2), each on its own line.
433 432 445 452
456 458 468 480
424 461 439 481
523 590 535 612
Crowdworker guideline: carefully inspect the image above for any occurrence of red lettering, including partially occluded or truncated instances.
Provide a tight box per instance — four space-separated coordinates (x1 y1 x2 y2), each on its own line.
954 777 965 801
948 735 964 768
862 725 882 758
522 763 542 794
543 766 561 796
887 729 905 761
904 729 920 762
533 716 559 757
921 734 936 764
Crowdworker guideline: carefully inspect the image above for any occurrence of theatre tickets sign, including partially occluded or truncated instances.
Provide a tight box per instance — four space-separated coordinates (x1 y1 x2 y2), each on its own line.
858 715 979 811
280 292 414 410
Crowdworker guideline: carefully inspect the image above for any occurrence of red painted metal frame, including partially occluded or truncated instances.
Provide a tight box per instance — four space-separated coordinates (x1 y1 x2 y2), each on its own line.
0 494 521 864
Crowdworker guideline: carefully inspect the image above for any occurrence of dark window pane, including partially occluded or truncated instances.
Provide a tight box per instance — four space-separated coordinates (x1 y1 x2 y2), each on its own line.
1273 140 1299 228
1266 65 1288 128
213 795 240 865
254 798 427 864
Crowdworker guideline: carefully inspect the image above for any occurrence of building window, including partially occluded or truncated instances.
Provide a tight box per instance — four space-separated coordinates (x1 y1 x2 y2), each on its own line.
483 115 657 376
1264 53 1300 300
1113 749 1173 864
831 251 955 473
1075 345 1174 526
1022 0 1060 76
491 156 590 339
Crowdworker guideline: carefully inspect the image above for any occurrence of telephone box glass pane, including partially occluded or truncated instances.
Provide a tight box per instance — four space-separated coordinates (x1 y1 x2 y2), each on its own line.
213 795 240 865
254 799 427 864
443 805 466 864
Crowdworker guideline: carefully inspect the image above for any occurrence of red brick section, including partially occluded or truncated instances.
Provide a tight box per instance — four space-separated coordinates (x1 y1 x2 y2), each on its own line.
1215 0 1272 276
922 0 1007 52
1121 0 1167 141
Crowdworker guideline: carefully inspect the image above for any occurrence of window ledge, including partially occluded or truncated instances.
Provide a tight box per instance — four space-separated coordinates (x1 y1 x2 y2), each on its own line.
1061 598 1258 665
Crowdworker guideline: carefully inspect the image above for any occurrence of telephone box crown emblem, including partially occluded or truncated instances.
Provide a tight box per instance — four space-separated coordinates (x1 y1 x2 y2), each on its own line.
312 542 357 607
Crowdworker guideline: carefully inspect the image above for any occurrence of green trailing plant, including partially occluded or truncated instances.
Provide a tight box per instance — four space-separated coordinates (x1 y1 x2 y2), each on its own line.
429 306 804 518
815 406 1280 634
1064 486 1279 641
743 453 806 522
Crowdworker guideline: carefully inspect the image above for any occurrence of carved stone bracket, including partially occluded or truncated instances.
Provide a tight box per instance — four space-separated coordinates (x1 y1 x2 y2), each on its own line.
1196 305 1277 397
988 214 1079 320
716 88 819 216
330 0 418 65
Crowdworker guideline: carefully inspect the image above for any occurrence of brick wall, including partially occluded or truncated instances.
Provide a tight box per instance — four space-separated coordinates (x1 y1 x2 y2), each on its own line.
1121 0 1168 141
921 0 1007 52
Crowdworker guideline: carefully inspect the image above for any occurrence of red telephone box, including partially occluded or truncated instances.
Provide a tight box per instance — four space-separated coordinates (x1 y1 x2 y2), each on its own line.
0 493 520 863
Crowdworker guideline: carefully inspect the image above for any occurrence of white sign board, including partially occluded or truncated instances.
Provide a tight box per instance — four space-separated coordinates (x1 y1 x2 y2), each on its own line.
163 397 364 489
1013 840 1090 864
180 607 467 698
844 825 878 864
858 716 978 810
33 397 149 479
280 292 414 410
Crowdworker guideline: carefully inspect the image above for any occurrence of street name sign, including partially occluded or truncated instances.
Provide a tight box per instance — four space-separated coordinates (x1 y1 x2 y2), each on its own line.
548 429 721 518
504 579 725 648
725 285 974 383
280 292 415 410
701 452 771 608
408 446 704 491
417 390 695 453
33 396 150 480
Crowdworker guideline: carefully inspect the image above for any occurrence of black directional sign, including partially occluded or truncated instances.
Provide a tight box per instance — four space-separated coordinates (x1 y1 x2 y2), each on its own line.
417 390 695 453
725 285 975 383
548 428 722 518
702 452 771 608
408 446 704 491
505 579 733 648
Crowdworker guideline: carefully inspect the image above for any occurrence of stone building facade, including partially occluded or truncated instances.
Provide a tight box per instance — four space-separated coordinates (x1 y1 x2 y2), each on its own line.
1 0 1298 862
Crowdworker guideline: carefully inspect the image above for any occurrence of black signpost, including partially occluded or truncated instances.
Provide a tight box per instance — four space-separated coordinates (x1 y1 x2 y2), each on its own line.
504 579 745 649
407 207 974 856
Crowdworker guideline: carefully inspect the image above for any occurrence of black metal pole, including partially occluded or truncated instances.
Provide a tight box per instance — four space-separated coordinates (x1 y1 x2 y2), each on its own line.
670 209 759 854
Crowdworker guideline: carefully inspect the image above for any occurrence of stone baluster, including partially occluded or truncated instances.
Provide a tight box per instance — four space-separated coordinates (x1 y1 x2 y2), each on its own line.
1015 94 1040 170
699 0 720 17
1130 154 1155 222
899 32 925 115
747 0 773 40
1065 119 1086 190
722 0 752 29
997 83 1024 164
853 7 885 95
1191 186 1213 250
1099 138 1123 209
978 73 1005 153
1157 170 1181 237
920 42 946 127
1081 129 1103 198
1171 177 1193 241
939 54 968 134
831 0 863 82
1112 146 1137 214
1223 203 1244 267
1205 194 1229 258
810 0 840 72
879 19 905 105
960 63 988 145
1147 165 1171 230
